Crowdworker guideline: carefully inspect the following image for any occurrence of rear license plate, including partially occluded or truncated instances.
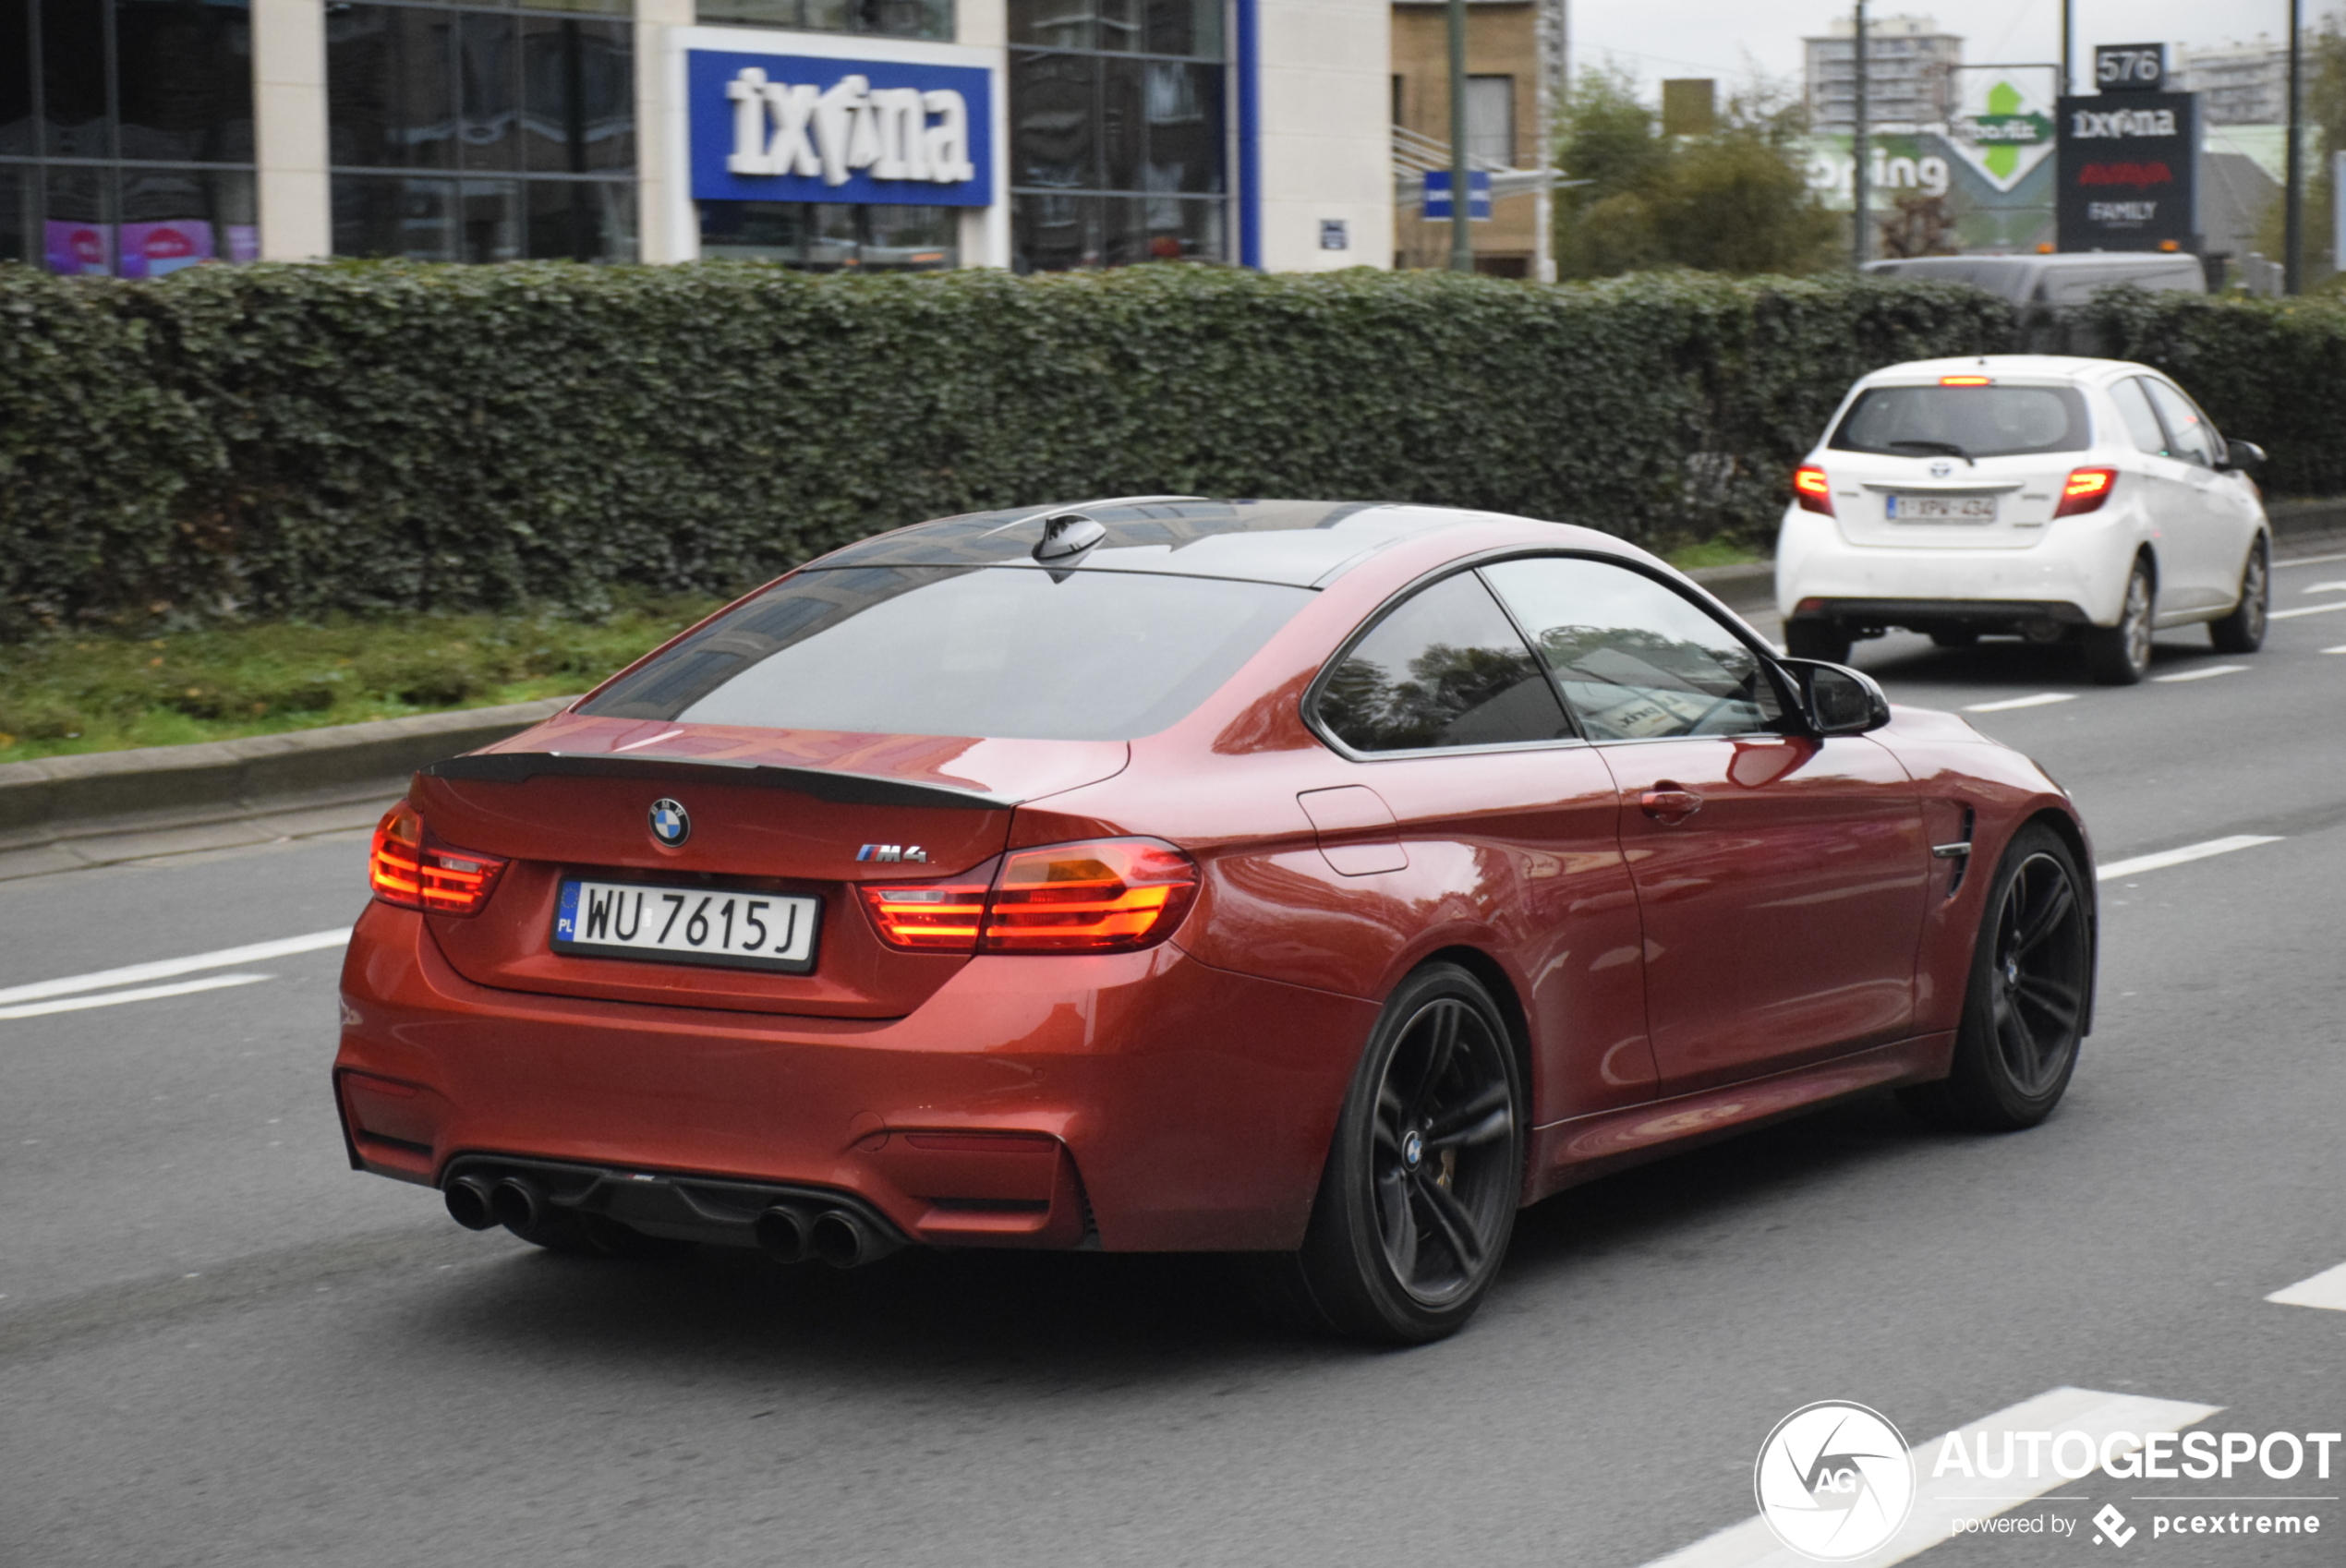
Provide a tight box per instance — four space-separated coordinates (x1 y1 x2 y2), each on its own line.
552 879 820 974
1886 492 1999 523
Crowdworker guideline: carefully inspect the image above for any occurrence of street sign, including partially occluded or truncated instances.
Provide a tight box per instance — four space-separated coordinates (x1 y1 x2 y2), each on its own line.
1423 171 1492 222
2056 91 2198 252
2094 44 2168 93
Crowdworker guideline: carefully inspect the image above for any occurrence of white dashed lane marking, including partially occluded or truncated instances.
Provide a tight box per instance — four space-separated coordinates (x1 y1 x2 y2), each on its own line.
0 928 349 1008
2152 664 2250 683
2096 836 2285 882
2267 1262 2346 1312
1637 1387 2221 1568
0 973 272 1021
2270 602 2346 621
1964 693 2077 713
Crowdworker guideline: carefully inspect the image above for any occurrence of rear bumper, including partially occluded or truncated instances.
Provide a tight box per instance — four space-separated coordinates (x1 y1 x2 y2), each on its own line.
1775 505 2136 625
333 900 1377 1253
1787 597 2093 632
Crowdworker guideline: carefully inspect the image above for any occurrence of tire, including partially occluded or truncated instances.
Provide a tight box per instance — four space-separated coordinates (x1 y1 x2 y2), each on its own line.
2207 537 2269 654
1784 620 1853 663
1271 963 1525 1345
1929 628 1979 649
2081 558 2154 684
1898 824 2091 1133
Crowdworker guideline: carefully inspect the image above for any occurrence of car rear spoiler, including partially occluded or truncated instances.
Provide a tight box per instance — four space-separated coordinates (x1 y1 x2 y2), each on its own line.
419 752 1019 811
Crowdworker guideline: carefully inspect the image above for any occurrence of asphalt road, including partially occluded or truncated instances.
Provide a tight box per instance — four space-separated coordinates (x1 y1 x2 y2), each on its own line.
4 553 2345 1567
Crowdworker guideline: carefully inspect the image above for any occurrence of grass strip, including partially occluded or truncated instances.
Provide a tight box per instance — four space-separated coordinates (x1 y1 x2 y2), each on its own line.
0 595 725 766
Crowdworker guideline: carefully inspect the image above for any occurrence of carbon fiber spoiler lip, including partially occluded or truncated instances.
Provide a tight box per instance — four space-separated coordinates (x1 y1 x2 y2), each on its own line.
419 751 1021 811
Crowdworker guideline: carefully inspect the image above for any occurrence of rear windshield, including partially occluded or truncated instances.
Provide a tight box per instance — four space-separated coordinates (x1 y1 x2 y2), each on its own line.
1829 384 2090 460
581 566 1312 741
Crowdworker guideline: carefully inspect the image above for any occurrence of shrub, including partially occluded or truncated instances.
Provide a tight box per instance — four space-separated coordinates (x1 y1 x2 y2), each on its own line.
3 261 2026 635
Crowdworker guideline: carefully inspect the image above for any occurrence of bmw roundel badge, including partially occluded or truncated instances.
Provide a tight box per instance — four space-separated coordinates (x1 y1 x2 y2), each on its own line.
647 798 691 848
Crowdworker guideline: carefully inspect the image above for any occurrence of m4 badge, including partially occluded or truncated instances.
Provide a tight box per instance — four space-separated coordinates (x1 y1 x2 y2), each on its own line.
857 844 928 863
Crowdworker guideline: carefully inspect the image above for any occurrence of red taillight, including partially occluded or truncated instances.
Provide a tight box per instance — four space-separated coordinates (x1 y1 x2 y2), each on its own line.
368 802 508 916
2054 466 2117 517
985 839 1200 953
859 874 993 950
1793 464 1833 515
860 838 1200 956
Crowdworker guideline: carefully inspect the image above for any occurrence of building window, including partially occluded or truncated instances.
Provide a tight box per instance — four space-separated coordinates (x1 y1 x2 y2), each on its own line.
326 1 637 262
1 0 260 274
1465 74 1513 167
1007 0 1227 270
699 200 957 269
697 0 950 39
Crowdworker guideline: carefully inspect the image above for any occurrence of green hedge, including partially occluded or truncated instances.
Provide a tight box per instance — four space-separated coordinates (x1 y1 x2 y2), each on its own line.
2071 289 2346 497
0 262 2030 634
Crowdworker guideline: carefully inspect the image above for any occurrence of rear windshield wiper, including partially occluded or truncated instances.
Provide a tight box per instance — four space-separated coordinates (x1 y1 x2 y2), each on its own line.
1885 438 1974 465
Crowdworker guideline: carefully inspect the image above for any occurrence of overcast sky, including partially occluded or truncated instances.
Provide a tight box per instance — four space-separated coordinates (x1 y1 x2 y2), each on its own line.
1575 0 2319 101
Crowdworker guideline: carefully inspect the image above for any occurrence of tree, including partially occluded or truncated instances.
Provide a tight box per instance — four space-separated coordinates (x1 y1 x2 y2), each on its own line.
1554 67 1841 279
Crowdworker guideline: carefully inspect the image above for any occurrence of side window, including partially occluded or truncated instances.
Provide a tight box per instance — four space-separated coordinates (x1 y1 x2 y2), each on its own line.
1481 557 1785 741
2109 378 2171 456
1315 572 1573 753
2142 379 2218 467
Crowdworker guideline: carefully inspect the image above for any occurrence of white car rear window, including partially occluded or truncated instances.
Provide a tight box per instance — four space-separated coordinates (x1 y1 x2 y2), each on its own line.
1830 385 2090 461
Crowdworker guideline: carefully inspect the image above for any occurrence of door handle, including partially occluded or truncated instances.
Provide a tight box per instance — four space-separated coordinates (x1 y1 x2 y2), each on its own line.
1640 786 1703 825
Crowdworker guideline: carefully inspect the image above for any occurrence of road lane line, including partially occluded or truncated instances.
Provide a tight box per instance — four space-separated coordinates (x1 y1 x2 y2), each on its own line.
2096 835 2284 882
2270 601 2346 621
2151 664 2249 683
0 928 349 1007
1636 1387 2220 1568
2325 645 2346 655
1964 693 2077 713
2267 1261 2346 1311
0 972 272 1021
2300 581 2346 594
2275 550 2346 568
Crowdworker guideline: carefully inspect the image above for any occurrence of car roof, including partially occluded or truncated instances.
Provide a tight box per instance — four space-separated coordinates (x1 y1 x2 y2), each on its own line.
1856 353 2157 388
805 497 1640 588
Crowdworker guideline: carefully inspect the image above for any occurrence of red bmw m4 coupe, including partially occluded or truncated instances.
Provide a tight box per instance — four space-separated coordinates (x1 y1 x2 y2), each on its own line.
334 498 2096 1343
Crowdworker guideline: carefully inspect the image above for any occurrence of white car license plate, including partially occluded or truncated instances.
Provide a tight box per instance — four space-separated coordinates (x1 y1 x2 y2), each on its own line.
552 879 819 973
1886 492 1999 523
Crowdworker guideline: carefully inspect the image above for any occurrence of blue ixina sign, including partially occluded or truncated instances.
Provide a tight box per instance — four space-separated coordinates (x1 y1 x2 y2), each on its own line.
688 48 994 208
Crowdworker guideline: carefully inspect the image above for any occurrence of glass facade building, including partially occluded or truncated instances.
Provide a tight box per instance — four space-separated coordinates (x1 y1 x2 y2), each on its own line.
1 0 260 275
0 0 1395 278
1006 0 1225 270
325 0 639 263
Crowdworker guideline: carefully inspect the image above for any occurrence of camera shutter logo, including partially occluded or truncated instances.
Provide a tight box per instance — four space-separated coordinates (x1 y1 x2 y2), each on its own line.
648 799 691 848
1753 1401 1917 1561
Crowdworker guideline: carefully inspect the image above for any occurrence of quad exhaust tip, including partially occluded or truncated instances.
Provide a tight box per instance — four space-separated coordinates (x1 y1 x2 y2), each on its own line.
490 1176 547 1235
443 1175 498 1231
754 1204 813 1265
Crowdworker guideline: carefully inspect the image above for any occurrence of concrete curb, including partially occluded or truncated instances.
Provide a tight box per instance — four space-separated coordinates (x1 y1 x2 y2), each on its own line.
1683 561 1774 609
0 698 574 854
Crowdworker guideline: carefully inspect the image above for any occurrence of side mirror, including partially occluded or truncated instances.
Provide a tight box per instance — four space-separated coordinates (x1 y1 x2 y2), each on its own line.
2219 439 2267 474
1780 657 1892 736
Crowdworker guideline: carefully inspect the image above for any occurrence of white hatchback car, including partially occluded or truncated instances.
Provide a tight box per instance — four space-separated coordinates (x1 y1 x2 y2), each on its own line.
1775 354 2271 683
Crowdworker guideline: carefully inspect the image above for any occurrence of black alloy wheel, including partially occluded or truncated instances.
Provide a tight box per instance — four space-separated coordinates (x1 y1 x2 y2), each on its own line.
1276 963 1525 1345
1900 825 2092 1132
2083 559 2155 684
2208 538 2270 653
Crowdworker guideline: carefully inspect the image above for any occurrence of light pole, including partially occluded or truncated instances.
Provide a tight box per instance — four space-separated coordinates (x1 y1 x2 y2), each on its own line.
1448 0 1474 272
2286 0 2304 293
1852 0 1869 268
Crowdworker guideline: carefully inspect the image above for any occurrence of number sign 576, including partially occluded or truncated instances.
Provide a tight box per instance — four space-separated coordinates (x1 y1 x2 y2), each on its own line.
2095 45 2166 91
